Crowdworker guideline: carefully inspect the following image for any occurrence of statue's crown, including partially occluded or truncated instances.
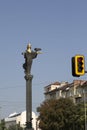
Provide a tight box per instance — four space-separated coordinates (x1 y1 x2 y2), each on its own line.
27 43 31 49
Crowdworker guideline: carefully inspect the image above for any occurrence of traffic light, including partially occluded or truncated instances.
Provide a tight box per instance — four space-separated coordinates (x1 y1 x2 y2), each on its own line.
75 55 85 75
71 55 85 77
72 56 79 77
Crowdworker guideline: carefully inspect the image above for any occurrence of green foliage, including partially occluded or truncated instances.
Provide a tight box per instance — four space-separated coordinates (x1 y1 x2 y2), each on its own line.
0 119 6 130
0 122 23 130
38 98 85 130
7 124 23 130
7 125 16 130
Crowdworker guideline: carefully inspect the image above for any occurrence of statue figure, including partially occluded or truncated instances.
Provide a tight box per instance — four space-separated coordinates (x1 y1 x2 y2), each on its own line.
22 43 42 74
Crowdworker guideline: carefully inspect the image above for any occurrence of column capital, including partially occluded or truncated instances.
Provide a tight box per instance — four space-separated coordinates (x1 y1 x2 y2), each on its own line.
25 74 33 80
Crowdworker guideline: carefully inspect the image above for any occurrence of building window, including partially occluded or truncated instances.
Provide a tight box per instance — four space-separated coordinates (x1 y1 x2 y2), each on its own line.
50 93 56 99
75 97 82 103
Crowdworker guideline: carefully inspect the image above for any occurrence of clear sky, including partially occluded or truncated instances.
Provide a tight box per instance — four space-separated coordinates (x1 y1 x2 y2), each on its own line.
0 0 87 118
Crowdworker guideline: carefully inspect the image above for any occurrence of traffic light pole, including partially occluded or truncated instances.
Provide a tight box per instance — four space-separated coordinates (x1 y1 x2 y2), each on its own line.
22 44 42 130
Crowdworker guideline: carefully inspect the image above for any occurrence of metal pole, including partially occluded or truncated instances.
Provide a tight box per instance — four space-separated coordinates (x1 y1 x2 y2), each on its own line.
84 89 87 130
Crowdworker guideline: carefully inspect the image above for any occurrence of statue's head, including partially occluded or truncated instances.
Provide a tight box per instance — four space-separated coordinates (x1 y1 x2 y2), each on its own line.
27 43 31 49
27 43 32 53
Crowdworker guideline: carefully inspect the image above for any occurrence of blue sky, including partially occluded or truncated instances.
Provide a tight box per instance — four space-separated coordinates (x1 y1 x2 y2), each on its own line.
0 0 87 118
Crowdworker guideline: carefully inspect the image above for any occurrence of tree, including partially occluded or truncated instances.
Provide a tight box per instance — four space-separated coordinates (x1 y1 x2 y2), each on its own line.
7 124 23 130
75 103 86 130
0 119 6 130
38 98 85 130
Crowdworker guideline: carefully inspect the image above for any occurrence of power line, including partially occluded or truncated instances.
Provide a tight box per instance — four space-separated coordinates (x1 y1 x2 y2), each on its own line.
0 81 51 90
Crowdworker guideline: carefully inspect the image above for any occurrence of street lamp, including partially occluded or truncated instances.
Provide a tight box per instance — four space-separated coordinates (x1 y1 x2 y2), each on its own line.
22 43 42 130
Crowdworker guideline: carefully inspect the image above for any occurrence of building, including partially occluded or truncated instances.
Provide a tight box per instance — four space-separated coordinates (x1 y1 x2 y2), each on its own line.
5 112 20 128
44 80 87 104
5 111 37 130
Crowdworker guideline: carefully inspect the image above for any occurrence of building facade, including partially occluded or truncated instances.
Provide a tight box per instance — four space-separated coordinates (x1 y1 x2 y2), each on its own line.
44 80 87 104
5 111 37 130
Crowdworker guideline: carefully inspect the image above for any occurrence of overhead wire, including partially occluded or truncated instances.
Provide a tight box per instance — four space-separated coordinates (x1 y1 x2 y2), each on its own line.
0 81 52 90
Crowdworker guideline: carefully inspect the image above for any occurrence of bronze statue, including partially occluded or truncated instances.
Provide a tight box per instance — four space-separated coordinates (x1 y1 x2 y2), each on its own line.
22 43 42 74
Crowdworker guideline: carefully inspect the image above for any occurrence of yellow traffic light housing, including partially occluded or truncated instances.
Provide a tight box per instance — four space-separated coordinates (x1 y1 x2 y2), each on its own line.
71 55 85 77
75 55 85 75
